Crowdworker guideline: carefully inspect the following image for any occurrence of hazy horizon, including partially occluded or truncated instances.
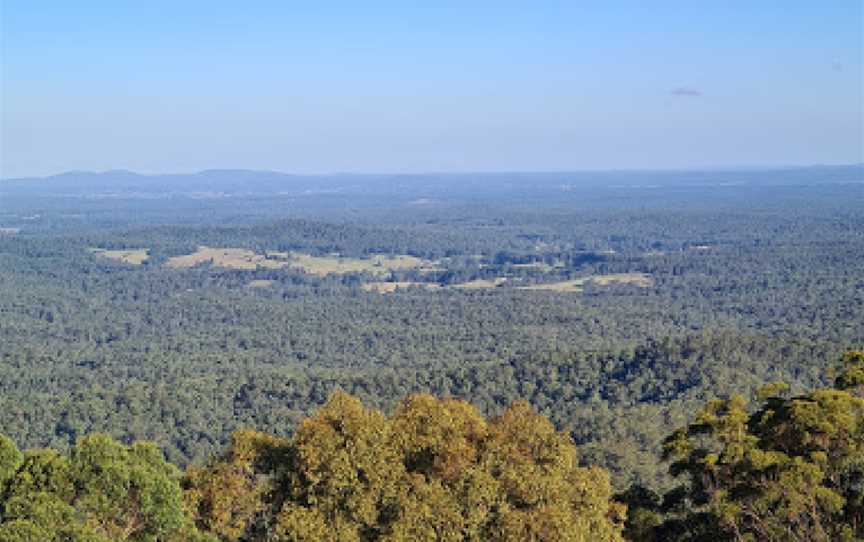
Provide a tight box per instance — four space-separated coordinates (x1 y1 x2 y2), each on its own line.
4 161 864 182
2 1 862 178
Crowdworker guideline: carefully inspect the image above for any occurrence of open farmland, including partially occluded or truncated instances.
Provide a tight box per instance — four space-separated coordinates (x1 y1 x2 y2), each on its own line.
452 278 508 289
246 279 275 288
162 247 434 276
511 262 558 271
166 247 286 270
361 281 442 293
518 278 587 292
591 273 654 287
519 273 654 293
287 252 431 277
90 248 150 265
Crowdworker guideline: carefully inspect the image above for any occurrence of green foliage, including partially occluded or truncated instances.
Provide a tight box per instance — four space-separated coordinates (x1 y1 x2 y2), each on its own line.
0 519 53 542
836 350 864 393
71 434 188 540
0 433 203 541
0 437 21 492
2 360 862 541
624 351 864 541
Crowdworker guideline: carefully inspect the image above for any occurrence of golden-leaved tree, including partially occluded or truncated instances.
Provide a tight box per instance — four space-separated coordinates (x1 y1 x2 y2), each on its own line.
186 392 626 541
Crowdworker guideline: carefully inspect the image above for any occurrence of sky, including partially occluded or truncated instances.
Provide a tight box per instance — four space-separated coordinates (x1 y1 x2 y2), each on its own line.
1 1 862 178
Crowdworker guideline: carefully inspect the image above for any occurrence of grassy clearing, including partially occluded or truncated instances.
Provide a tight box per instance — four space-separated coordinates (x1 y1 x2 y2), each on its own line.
591 273 654 287
518 279 587 293
361 282 442 293
511 262 556 272
166 247 287 270
452 278 507 290
247 279 275 288
518 273 653 293
90 248 150 265
288 253 428 277
164 247 432 276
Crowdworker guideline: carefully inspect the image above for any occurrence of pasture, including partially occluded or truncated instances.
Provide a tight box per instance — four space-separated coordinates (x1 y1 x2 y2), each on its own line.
518 279 587 293
166 247 286 270
90 248 150 265
361 282 442 293
288 253 429 277
519 273 653 292
247 279 275 288
452 278 508 289
163 247 432 276
591 273 654 287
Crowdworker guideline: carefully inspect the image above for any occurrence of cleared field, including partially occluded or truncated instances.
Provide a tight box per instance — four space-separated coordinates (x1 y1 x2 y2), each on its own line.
511 262 556 272
288 253 428 277
519 273 653 293
90 248 150 265
518 279 587 293
247 279 275 288
164 248 432 275
166 247 287 270
361 282 442 293
452 278 507 289
591 273 654 287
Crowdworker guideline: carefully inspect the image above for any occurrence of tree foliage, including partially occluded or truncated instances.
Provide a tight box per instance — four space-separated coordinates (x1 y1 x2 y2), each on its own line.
623 351 864 541
186 392 625 541
0 434 209 542
2 355 863 541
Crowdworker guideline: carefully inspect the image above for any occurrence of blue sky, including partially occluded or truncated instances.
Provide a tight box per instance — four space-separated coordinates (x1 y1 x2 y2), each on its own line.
1 1 861 177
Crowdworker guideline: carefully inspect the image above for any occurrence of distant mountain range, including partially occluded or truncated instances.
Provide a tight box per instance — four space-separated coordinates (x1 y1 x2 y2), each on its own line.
2 164 862 197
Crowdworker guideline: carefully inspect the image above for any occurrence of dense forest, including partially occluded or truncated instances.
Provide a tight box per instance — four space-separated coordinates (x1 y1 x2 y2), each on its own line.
0 351 862 541
1 167 862 538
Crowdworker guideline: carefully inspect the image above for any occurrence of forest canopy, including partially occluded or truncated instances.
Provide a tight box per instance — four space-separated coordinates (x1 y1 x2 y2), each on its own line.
1 195 863 493
0 393 625 542
1 169 862 540
0 351 861 541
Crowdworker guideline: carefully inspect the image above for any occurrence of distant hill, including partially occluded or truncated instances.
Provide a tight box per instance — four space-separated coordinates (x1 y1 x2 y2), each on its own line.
2 165 861 232
3 164 862 197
